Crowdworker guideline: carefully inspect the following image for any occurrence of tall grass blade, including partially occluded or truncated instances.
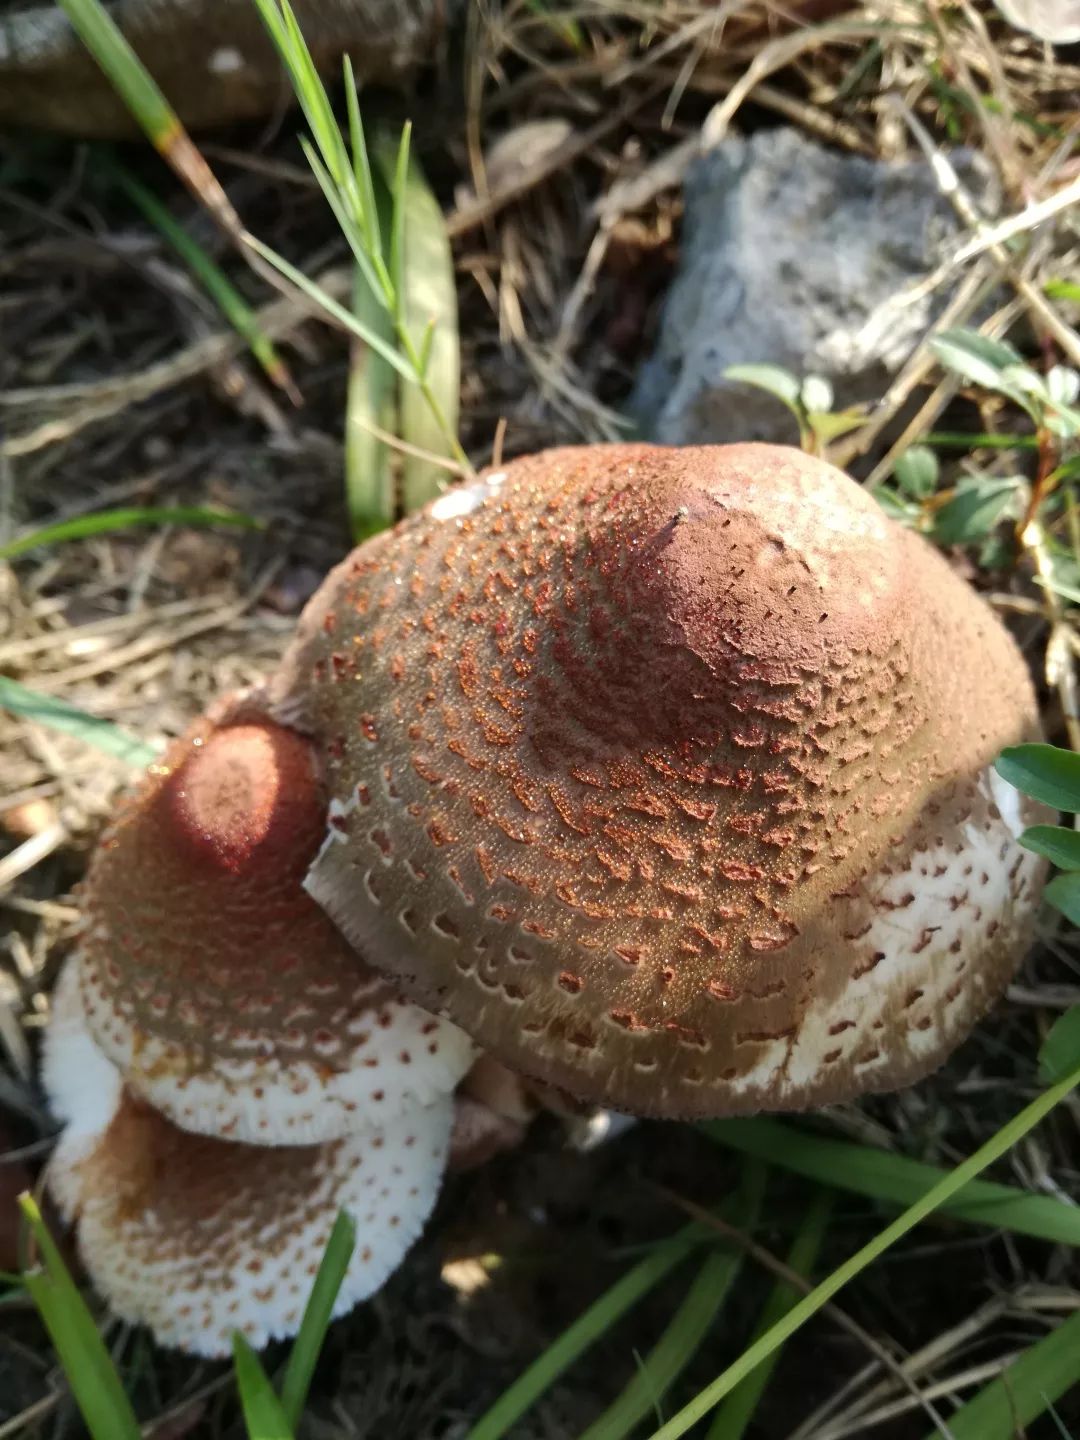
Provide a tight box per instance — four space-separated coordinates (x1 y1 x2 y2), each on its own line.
345 261 397 542
0 506 260 562
54 0 177 147
19 1196 142 1440
463 1227 702 1440
55 0 246 241
99 159 297 398
246 235 417 383
279 1210 356 1429
702 1116 1080 1245
233 1334 295 1439
579 1164 768 1440
0 677 155 767
705 1191 833 1440
384 135 460 511
923 1307 1080 1439
650 1059 1080 1439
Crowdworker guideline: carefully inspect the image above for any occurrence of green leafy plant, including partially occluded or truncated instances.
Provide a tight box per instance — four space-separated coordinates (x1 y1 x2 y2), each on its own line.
876 328 1080 561
722 364 866 454
53 0 467 545
997 742 1080 927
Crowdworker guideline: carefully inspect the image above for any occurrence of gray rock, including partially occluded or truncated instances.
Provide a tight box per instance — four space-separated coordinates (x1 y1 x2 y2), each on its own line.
632 127 998 447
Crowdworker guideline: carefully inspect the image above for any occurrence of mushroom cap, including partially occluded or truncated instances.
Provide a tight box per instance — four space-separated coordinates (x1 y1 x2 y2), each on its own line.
44 960 452 1358
271 443 1049 1119
78 701 473 1144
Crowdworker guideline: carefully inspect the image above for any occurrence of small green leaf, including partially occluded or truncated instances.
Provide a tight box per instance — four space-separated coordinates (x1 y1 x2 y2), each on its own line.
1038 1006 1080 1085
232 1334 296 1439
1020 824 1080 870
280 1211 356 1430
893 445 940 500
930 329 1024 391
996 743 1080 813
1044 872 1080 925
930 477 1023 546
723 364 802 412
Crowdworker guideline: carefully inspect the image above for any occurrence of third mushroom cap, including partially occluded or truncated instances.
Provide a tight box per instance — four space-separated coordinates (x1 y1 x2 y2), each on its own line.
271 443 1050 1119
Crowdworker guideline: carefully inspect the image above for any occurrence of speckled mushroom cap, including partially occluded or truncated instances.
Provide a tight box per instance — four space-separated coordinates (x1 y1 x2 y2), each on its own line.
44 960 452 1358
271 443 1049 1119
77 698 473 1144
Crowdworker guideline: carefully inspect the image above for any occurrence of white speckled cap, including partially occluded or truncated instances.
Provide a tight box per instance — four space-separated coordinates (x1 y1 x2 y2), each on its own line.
44 959 452 1358
76 701 474 1145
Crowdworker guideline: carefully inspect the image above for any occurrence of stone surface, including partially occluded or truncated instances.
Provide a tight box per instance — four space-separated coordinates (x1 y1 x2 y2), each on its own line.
632 127 998 447
0 0 452 136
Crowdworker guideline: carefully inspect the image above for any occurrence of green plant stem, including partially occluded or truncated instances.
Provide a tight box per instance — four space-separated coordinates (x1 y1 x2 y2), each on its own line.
648 1061 1080 1440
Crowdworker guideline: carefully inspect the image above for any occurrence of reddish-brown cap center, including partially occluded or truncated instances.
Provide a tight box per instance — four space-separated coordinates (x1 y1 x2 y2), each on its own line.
165 722 324 876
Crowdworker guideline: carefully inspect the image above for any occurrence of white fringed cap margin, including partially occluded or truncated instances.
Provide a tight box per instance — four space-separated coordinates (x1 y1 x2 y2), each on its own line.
77 702 474 1145
44 960 453 1358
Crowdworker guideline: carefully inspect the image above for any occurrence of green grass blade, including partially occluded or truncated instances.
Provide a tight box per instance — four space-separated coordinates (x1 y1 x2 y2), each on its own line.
377 132 461 510
345 261 397 543
19 1196 142 1440
279 1210 356 1430
0 505 261 562
0 677 155 767
99 159 295 396
922 1307 1080 1440
245 236 417 384
463 1227 702 1440
584 1251 742 1440
54 0 178 147
650 1060 1080 1440
298 137 390 316
701 1116 1080 1246
343 57 382 264
704 1192 833 1440
925 432 1038 451
249 0 350 201
233 1334 295 1440
579 1164 768 1440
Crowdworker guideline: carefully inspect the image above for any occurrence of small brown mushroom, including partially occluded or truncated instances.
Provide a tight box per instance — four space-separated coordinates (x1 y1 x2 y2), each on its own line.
75 697 474 1144
43 962 451 1357
270 442 1050 1119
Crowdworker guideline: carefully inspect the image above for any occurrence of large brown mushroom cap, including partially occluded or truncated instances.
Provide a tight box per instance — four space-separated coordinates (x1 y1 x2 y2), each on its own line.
78 700 474 1143
271 443 1049 1119
44 962 451 1357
